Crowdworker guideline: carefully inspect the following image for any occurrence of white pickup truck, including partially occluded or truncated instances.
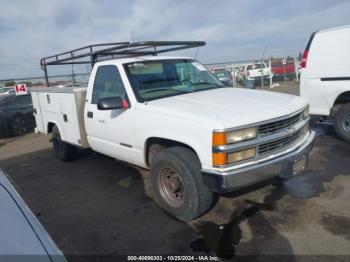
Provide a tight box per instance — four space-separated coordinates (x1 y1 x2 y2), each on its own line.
244 62 272 85
31 41 315 221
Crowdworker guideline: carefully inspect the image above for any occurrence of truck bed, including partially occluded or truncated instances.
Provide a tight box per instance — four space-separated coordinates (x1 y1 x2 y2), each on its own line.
30 87 90 148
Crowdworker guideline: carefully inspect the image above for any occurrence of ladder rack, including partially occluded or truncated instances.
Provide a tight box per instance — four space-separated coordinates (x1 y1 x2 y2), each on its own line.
40 41 206 86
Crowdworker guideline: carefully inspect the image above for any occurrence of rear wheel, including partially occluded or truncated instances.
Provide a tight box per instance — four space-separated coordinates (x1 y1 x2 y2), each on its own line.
150 146 213 221
334 103 350 142
11 115 27 136
52 125 77 161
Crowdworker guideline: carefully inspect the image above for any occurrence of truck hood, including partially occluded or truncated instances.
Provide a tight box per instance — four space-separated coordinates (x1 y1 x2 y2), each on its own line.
141 88 307 129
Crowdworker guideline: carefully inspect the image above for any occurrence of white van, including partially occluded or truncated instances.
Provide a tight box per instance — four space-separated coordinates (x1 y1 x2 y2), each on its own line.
300 25 350 142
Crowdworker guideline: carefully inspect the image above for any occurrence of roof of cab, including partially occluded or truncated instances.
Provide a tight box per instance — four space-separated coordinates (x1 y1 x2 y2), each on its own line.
94 55 196 66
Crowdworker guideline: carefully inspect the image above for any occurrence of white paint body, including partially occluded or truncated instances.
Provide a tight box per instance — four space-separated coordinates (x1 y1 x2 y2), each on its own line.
300 25 350 116
31 56 308 173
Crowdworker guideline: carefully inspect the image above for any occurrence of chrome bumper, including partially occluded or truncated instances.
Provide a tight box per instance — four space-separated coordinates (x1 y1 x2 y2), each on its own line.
202 131 316 193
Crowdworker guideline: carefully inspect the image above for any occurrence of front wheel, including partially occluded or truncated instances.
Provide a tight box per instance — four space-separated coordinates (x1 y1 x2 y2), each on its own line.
150 147 213 221
334 103 350 142
52 125 77 161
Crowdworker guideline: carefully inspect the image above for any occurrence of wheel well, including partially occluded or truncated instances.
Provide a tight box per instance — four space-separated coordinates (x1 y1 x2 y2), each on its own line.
332 91 350 115
145 137 197 167
334 91 350 105
47 122 55 133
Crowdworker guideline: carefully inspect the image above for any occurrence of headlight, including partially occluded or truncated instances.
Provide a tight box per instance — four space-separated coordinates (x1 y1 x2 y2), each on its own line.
227 127 257 143
213 127 257 146
228 148 256 163
212 147 256 166
303 106 309 119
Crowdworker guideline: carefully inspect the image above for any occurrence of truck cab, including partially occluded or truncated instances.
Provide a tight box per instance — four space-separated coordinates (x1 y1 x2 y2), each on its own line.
31 41 315 221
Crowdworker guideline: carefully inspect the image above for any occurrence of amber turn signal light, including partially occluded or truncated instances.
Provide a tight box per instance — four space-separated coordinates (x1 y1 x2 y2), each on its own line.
212 152 227 166
212 132 226 146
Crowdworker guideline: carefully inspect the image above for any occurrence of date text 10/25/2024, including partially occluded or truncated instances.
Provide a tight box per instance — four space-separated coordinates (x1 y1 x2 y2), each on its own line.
127 255 219 261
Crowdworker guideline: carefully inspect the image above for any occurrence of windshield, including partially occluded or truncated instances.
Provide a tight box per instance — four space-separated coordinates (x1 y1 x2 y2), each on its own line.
124 59 224 102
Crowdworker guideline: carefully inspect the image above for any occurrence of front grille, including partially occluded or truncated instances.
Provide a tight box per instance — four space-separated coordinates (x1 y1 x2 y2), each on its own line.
259 131 300 155
259 113 301 135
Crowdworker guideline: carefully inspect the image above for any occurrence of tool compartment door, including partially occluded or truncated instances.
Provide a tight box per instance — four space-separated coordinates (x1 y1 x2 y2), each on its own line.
59 93 83 146
30 92 44 133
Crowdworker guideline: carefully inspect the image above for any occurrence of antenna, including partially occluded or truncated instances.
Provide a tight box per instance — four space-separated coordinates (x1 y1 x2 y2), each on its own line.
194 48 199 59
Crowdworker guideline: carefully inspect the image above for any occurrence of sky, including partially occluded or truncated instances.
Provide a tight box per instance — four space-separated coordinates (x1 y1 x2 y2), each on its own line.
0 0 349 80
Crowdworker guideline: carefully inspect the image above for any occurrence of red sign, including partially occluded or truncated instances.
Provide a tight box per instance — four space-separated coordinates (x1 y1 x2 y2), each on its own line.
15 84 28 95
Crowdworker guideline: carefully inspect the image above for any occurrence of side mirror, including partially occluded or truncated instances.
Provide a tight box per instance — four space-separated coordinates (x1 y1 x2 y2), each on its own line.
97 97 128 110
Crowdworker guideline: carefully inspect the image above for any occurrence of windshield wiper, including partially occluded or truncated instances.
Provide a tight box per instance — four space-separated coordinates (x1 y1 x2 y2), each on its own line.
141 88 190 94
191 82 224 87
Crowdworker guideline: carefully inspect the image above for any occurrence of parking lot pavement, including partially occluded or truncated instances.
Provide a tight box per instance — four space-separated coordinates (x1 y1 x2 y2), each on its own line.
262 81 300 96
0 87 349 260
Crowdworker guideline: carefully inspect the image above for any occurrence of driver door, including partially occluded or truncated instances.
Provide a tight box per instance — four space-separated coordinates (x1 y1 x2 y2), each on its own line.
85 65 134 163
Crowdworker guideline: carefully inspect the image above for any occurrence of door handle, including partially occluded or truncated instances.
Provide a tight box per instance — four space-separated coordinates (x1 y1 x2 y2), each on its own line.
87 111 93 118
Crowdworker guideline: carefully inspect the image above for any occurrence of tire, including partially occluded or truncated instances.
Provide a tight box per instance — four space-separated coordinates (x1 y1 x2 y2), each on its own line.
52 125 77 161
11 115 27 136
334 103 350 142
150 146 213 221
148 144 166 166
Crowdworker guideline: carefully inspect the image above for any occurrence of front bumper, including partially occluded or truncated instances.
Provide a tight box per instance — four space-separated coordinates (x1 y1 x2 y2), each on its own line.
202 131 316 193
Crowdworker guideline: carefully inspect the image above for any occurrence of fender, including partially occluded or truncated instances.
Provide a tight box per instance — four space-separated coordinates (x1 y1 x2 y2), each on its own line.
329 89 350 115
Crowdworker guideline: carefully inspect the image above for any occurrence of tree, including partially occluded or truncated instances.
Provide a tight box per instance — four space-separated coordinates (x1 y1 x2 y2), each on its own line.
4 81 15 87
23 81 33 87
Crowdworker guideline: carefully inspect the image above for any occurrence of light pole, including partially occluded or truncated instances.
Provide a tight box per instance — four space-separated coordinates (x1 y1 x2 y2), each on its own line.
261 46 268 89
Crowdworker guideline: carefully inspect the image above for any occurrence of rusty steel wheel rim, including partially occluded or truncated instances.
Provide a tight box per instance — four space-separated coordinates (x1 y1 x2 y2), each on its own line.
158 167 185 208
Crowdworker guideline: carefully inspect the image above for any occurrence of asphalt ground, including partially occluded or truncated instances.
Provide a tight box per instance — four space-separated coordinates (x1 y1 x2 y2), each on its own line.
0 83 349 261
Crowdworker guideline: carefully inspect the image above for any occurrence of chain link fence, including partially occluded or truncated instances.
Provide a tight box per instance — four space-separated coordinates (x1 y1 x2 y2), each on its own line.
205 56 301 90
0 94 36 139
0 76 77 141
0 74 91 141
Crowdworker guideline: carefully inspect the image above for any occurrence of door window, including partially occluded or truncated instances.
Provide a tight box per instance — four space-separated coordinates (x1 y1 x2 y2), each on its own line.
91 65 127 104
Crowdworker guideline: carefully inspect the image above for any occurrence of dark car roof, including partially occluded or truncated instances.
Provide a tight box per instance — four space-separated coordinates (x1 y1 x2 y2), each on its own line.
0 94 32 107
